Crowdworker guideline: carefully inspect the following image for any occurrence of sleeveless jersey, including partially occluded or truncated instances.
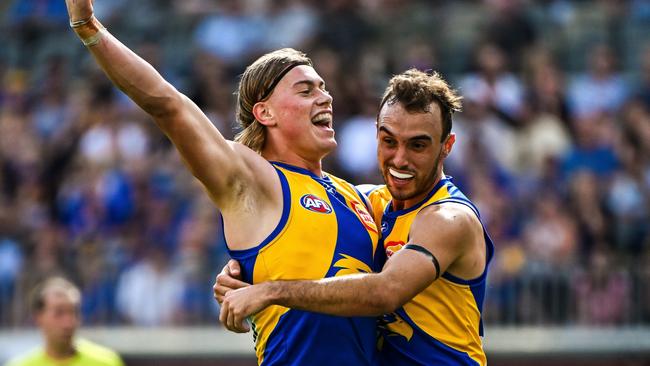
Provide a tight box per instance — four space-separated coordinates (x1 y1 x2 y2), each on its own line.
367 177 494 366
227 162 383 366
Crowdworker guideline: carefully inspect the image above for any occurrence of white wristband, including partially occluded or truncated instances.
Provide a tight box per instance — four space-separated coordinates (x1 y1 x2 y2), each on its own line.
81 27 107 47
70 15 94 28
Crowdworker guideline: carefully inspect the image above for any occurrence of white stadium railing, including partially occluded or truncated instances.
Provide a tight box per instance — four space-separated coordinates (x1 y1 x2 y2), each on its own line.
2 326 650 363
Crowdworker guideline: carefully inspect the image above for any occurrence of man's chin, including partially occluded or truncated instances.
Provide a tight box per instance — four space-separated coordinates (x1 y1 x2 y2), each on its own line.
57 334 74 343
317 139 337 156
326 140 337 151
386 185 413 202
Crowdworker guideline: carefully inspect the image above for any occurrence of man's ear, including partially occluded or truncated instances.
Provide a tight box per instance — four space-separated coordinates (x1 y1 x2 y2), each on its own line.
253 102 276 127
443 133 456 156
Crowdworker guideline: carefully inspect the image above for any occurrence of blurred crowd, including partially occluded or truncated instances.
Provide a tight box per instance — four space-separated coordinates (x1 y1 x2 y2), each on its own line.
1 0 650 328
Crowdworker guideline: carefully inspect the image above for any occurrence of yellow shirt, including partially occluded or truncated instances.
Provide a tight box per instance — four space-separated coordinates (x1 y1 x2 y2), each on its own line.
5 339 124 366
228 162 382 366
367 177 494 366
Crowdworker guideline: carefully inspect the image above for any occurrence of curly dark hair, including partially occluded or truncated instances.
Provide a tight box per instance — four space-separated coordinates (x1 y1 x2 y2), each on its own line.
379 69 462 141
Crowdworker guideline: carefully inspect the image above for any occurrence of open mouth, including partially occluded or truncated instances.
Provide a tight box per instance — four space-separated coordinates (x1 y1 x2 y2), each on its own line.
312 112 333 129
389 168 414 180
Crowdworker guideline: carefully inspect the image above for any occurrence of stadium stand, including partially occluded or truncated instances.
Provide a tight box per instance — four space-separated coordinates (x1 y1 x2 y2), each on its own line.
1 0 650 364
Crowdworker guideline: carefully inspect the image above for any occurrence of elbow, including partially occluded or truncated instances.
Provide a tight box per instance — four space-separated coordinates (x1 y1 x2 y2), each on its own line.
142 85 185 120
368 284 404 315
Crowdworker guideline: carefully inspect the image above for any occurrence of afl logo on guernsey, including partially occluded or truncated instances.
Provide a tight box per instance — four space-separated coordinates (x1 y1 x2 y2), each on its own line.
300 194 332 214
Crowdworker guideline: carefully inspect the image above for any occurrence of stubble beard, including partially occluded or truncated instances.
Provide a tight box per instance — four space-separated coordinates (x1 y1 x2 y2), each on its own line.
384 146 444 204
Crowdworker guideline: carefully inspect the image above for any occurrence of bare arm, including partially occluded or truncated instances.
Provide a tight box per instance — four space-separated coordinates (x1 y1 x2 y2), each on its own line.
64 0 272 210
220 204 481 332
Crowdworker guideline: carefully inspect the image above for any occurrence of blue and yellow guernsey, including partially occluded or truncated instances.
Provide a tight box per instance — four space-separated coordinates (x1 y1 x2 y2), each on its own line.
227 162 383 366
367 177 494 366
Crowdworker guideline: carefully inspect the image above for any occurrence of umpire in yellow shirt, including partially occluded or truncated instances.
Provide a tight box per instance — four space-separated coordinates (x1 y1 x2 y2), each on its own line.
5 277 124 366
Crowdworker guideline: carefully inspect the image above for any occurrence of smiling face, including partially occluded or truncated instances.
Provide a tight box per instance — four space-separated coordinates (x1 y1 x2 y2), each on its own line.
260 65 335 162
377 101 455 210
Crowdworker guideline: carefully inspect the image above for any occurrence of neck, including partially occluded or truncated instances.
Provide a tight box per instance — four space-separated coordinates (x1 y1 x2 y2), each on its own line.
262 144 324 177
45 339 75 360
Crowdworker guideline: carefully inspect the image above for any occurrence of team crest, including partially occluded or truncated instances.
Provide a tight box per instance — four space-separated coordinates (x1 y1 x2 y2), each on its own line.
300 194 332 214
385 240 405 258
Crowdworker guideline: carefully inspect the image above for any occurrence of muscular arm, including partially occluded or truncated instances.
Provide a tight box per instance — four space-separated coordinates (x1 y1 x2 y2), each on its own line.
267 257 427 317
65 0 272 210
220 204 482 331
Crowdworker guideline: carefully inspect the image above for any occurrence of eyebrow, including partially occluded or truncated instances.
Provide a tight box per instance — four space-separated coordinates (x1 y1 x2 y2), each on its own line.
378 126 394 136
292 79 325 89
410 135 433 142
378 126 432 142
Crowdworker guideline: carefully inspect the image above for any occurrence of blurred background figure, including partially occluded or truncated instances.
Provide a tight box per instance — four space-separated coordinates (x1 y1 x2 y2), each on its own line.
4 277 124 366
573 247 631 325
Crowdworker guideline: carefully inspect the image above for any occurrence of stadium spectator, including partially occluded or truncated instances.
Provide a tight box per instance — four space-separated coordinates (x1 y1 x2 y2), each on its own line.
459 41 526 126
483 0 538 71
260 0 318 52
573 248 631 325
192 0 265 65
567 43 629 119
567 171 609 256
514 47 572 174
335 97 381 183
560 114 620 180
116 245 185 326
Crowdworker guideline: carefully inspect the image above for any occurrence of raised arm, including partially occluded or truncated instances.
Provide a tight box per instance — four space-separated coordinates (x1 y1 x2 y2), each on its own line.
64 0 274 210
220 203 484 332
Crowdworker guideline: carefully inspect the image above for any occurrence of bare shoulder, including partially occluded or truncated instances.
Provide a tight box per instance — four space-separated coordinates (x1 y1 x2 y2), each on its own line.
411 203 482 248
416 202 480 230
410 202 485 278
219 143 284 250
226 141 281 204
229 141 273 171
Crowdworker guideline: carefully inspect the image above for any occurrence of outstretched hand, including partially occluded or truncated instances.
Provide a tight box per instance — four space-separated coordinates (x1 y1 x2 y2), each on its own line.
64 0 94 22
